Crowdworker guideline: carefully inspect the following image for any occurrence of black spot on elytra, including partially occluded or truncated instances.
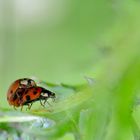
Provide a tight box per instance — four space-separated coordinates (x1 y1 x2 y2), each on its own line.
10 90 13 94
26 95 31 101
13 94 17 101
33 90 37 95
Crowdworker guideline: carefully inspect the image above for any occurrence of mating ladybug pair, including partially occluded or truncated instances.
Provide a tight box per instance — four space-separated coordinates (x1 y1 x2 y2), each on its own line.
7 78 55 110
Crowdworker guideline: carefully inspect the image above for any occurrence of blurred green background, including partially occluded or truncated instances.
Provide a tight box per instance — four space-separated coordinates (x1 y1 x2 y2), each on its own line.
0 0 114 107
1 0 140 140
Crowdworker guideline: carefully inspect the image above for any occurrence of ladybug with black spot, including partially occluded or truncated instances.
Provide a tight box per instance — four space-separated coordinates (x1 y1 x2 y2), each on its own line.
7 78 55 110
19 86 55 110
7 78 37 108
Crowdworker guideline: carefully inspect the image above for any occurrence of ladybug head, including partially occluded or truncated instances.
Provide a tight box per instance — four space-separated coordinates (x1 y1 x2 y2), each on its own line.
49 92 55 98
40 88 56 99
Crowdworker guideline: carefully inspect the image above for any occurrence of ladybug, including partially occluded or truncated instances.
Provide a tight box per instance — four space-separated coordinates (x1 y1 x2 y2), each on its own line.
7 78 37 108
7 78 55 110
19 86 55 110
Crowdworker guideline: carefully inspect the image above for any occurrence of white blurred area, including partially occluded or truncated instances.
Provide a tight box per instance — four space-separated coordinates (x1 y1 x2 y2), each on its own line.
1 0 71 27
15 0 71 26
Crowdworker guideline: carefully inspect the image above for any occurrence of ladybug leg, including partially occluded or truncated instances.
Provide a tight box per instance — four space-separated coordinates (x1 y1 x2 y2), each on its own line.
40 100 45 108
44 99 52 106
28 103 33 110
26 103 33 111
43 99 46 106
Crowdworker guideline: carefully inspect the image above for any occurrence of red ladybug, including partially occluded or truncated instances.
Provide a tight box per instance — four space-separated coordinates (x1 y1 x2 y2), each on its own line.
7 78 55 110
19 86 55 110
7 78 37 108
